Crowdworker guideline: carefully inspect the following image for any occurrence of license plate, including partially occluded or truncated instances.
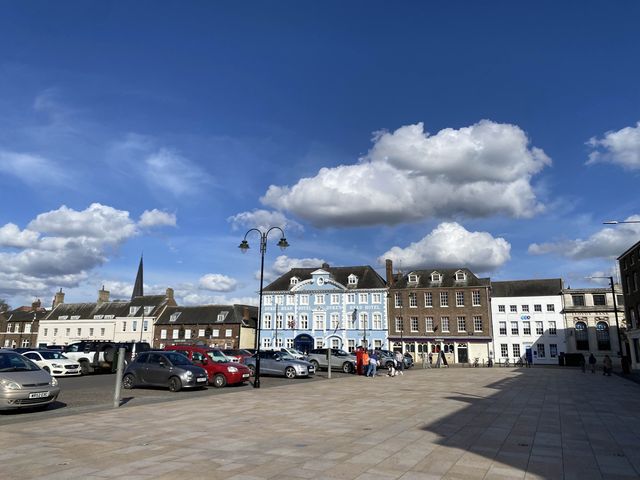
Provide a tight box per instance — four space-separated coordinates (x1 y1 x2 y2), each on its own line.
242 373 250 378
196 377 207 383
29 391 49 399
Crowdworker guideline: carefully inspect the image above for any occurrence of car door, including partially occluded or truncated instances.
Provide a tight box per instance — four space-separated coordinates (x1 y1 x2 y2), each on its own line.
23 352 42 368
259 351 278 374
143 353 170 386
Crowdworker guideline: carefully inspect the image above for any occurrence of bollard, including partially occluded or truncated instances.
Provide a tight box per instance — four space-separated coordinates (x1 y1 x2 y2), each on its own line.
113 347 126 408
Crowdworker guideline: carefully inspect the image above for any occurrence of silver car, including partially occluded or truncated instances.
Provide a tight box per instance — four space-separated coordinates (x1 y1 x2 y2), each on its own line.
0 349 61 410
244 350 315 378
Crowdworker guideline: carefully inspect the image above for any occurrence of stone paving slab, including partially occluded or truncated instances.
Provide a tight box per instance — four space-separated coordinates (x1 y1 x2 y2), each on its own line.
3 367 640 479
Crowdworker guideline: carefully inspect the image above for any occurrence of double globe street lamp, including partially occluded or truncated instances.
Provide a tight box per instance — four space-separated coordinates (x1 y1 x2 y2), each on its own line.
239 227 289 388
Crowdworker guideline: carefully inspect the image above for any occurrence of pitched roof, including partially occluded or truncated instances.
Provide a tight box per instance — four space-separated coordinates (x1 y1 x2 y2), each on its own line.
392 268 490 288
155 304 257 327
491 279 564 297
4 309 48 323
264 264 387 291
45 294 171 320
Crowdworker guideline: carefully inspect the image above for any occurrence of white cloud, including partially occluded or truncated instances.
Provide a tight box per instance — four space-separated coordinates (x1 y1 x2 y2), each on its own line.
0 223 39 248
228 209 303 233
199 274 238 292
261 255 326 282
587 121 640 169
528 215 640 259
145 148 214 197
138 209 177 228
180 293 258 307
378 222 511 272
0 151 68 186
262 120 551 227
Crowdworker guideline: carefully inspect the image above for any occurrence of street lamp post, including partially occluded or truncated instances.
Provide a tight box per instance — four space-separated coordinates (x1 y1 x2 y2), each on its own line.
239 227 289 388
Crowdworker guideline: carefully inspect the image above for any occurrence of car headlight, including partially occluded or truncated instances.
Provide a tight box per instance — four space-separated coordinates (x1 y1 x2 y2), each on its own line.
49 376 58 387
185 371 194 378
52 363 62 368
0 378 21 390
227 366 238 373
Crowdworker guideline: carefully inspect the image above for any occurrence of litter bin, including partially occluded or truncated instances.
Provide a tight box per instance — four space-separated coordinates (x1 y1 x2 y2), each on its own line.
558 352 565 367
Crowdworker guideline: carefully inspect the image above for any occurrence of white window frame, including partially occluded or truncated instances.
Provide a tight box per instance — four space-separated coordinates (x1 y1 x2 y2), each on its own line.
473 316 482 333
456 291 464 307
425 316 434 332
410 316 419 332
472 290 481 306
440 292 448 307
425 292 433 307
441 316 450 332
372 293 382 304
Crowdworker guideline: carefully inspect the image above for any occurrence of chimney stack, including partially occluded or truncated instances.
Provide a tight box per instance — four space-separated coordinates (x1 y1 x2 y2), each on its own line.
52 288 65 309
97 285 110 304
385 259 395 287
32 299 41 311
165 287 176 306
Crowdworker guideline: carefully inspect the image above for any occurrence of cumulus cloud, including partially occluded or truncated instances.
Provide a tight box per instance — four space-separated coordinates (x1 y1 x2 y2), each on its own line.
378 222 511 272
0 151 68 186
587 122 640 169
199 274 238 292
262 120 551 227
227 209 303 233
138 209 177 228
0 223 40 248
528 215 640 259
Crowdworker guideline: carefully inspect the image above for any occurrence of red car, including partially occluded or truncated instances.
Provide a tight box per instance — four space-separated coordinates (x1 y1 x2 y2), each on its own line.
164 345 251 388
221 348 254 363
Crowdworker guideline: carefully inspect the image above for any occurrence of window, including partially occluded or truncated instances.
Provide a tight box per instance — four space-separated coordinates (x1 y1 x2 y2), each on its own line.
440 292 449 307
534 304 542 312
348 274 358 285
549 344 558 358
132 320 139 332
276 314 283 329
456 271 466 281
409 292 417 307
273 295 283 305
425 292 433 307
348 339 355 352
100 328 105 336
212 329 220 337
144 306 154 316
122 321 127 332
300 295 309 306
546 304 555 312
512 344 521 358
169 312 181 322
593 294 606 306
456 291 464 307
172 329 179 339
395 317 404 332
510 305 517 313
511 322 518 335
198 329 205 337
300 314 309 329
596 321 611 350
410 316 419 332
457 316 466 332
572 295 585 306
24 323 31 334
286 314 295 329
431 272 442 282
372 293 382 304
500 344 508 358
185 329 192 340
373 313 382 329
359 293 368 304
537 344 546 358
535 321 544 335
290 277 299 286
498 305 506 313
315 337 324 348
441 316 450 332
347 312 355 329
575 321 589 350
225 329 232 337
473 316 482 332
394 293 403 307
331 294 340 305
523 322 531 335
143 320 148 332
53 328 58 336
44 328 49 336
347 293 355 304
548 321 557 335
425 317 434 332
472 290 481 306
314 314 325 330
264 295 273 306
263 314 272 329
286 338 294 348
499 322 507 335
521 305 529 313
286 294 295 305
330 313 340 331
77 328 82 336
263 338 272 348
89 327 94 336
129 306 140 316
408 274 418 283
315 294 325 305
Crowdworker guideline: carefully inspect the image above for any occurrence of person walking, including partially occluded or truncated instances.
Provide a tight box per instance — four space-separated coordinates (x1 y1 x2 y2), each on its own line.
362 349 370 377
588 353 597 374
579 354 586 373
368 351 378 378
603 355 613 376
395 351 404 375
387 355 396 376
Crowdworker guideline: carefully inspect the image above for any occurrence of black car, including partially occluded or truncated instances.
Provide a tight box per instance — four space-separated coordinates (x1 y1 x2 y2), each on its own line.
122 351 208 392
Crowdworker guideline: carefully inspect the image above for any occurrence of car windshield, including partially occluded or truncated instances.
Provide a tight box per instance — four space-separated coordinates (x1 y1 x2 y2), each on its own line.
278 351 296 360
0 352 41 372
39 351 67 360
206 350 229 363
164 352 192 366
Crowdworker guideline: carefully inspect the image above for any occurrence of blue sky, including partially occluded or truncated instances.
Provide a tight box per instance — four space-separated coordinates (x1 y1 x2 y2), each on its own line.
1 1 640 308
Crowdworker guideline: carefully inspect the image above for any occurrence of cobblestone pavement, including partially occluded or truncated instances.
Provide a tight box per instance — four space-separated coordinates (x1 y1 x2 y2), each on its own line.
3 367 640 479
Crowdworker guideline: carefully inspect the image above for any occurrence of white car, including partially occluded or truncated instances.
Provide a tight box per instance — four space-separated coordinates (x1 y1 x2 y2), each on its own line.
279 348 308 360
22 350 81 377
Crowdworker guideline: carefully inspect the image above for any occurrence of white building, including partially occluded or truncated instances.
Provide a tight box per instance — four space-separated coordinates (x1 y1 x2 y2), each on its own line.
491 279 565 365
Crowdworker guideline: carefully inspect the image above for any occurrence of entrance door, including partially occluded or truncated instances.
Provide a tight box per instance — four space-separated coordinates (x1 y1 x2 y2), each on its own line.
294 334 314 354
457 344 468 364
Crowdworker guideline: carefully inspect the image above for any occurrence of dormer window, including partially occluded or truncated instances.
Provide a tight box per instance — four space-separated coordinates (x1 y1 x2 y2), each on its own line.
290 277 299 286
58 315 68 320
455 271 467 281
217 311 228 322
144 306 154 315
348 274 358 286
169 312 181 322
431 272 442 283
408 274 418 283
129 306 140 316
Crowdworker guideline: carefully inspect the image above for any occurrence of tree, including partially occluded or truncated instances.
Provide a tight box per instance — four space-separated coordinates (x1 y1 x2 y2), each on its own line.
0 299 10 313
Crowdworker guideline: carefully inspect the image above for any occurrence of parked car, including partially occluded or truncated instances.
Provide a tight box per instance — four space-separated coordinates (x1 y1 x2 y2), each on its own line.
244 350 315 378
221 348 254 363
378 350 414 369
63 341 151 374
0 349 60 410
22 350 81 377
164 345 250 388
404 353 415 369
122 351 208 392
279 347 308 360
307 348 356 373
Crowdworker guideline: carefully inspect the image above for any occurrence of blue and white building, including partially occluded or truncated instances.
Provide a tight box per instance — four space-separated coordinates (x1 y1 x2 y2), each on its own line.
261 263 389 353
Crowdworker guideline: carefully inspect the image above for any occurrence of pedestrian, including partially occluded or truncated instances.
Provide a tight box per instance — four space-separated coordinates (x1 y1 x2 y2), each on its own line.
579 354 586 373
603 355 613 376
395 351 404 375
362 349 370 376
440 350 449 367
368 350 378 377
387 356 396 376
588 353 597 374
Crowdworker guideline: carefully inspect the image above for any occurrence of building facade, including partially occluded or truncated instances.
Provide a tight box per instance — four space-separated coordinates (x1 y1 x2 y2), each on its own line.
386 260 492 364
618 240 640 370
562 286 625 367
261 264 388 353
153 304 257 349
0 300 47 349
490 279 565 365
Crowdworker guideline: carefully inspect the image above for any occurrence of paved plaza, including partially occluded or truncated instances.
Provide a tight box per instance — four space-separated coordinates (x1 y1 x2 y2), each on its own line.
2 367 640 480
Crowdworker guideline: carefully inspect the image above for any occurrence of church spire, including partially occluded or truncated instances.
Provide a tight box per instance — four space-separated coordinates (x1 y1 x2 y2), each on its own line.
131 255 144 300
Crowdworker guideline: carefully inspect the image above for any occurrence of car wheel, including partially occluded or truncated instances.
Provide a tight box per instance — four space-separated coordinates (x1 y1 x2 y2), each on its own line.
285 366 297 379
122 373 135 389
103 345 116 363
213 374 227 388
43 366 51 373
310 360 320 370
168 376 182 392
248 364 256 376
80 361 90 375
342 362 353 374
